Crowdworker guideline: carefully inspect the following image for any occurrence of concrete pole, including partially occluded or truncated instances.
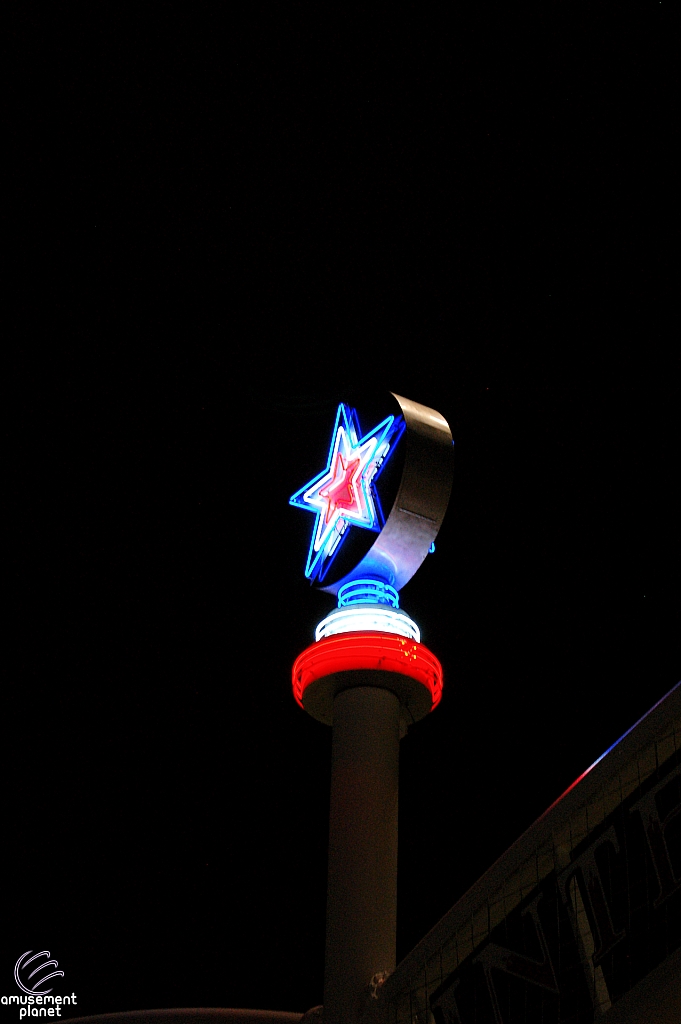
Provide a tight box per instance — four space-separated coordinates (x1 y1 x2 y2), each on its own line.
323 684 401 1024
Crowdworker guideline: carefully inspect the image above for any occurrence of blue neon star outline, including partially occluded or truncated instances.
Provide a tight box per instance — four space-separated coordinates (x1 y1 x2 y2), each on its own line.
290 403 405 583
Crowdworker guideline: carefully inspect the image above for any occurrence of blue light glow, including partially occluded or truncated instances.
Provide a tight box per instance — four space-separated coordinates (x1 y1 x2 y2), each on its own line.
290 404 405 584
337 579 399 608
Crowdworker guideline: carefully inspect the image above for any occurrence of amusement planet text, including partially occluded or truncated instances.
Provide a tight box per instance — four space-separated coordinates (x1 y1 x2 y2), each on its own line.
1 994 77 1019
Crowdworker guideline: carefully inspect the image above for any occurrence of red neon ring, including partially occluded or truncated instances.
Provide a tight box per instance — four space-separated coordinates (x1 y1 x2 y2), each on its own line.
292 631 443 712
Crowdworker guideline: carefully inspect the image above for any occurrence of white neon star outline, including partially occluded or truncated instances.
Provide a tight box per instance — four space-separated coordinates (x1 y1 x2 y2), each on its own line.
290 404 401 582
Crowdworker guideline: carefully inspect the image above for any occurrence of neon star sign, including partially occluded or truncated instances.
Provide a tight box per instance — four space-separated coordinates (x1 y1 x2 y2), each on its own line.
290 403 405 584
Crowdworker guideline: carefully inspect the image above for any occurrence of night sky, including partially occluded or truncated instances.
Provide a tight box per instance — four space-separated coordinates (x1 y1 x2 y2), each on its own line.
6 4 678 1019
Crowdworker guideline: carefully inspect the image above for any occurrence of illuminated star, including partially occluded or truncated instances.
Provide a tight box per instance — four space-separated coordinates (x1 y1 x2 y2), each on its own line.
290 403 404 583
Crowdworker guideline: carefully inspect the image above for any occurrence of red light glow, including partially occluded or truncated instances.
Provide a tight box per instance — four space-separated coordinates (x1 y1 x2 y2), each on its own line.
319 452 361 522
292 631 443 712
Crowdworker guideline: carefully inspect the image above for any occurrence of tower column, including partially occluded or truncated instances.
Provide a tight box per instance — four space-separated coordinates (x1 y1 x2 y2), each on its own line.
289 395 453 1023
323 683 401 1024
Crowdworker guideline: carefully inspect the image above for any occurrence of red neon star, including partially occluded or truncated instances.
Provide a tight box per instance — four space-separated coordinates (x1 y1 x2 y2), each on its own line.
319 453 362 523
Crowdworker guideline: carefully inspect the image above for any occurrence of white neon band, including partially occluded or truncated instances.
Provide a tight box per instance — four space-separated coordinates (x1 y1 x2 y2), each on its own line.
315 605 420 643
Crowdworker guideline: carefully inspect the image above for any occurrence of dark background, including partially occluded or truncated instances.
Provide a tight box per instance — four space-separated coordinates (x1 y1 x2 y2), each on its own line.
6 2 679 1018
